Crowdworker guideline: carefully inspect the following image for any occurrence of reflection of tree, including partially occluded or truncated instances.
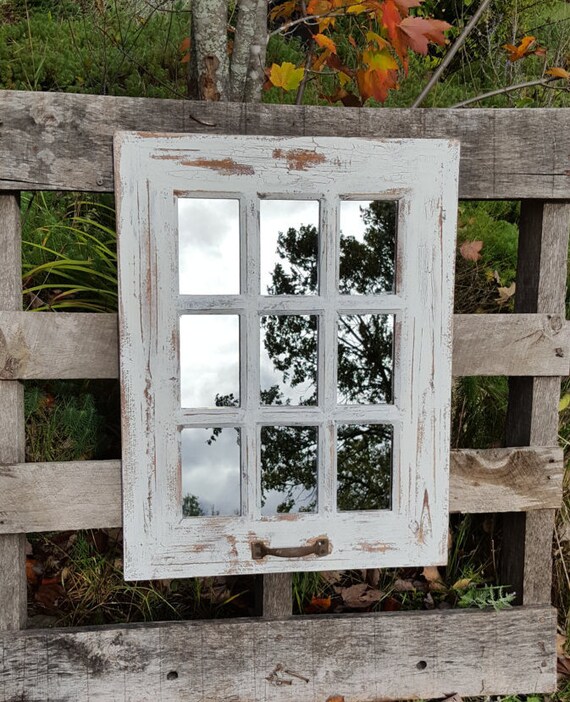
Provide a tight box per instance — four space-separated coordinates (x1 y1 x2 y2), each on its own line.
207 203 395 513
260 201 396 512
182 493 204 517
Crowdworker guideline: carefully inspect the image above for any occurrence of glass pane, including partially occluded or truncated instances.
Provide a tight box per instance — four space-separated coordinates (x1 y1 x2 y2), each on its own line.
181 427 241 517
178 198 239 294
337 424 392 511
261 426 318 515
337 314 393 404
339 200 397 294
260 200 319 295
260 315 317 405
180 315 239 408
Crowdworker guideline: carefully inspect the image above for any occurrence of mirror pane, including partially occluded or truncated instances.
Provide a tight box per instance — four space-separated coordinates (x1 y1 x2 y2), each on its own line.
337 424 392 511
260 200 319 295
339 200 397 294
337 314 393 404
181 427 241 517
180 315 239 407
261 425 318 515
260 315 318 405
178 198 240 295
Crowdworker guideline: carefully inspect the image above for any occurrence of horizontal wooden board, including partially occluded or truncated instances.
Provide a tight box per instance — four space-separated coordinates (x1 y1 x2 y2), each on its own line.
1 311 568 380
0 91 569 198
0 447 561 533
0 311 118 379
0 606 557 700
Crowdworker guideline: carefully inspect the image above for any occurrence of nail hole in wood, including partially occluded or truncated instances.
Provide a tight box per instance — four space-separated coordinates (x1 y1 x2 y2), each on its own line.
167 671 179 680
416 660 427 670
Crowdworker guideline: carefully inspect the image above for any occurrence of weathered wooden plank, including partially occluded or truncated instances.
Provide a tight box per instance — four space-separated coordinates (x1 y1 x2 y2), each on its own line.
0 607 556 700
0 311 118 379
501 201 570 606
1 311 568 380
0 91 569 198
0 447 561 534
0 194 26 631
259 573 293 618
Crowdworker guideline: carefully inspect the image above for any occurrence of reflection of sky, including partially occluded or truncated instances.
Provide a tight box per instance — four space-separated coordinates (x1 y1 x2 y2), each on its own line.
180 314 239 407
340 201 369 242
178 198 239 294
181 427 241 516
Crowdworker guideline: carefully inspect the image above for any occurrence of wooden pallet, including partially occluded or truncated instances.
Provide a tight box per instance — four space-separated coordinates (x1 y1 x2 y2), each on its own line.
0 91 569 700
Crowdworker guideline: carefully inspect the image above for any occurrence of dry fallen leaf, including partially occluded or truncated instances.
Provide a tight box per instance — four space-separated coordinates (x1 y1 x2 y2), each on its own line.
320 570 343 585
497 281 516 304
337 582 382 609
422 566 446 591
393 578 416 592
326 696 345 702
459 240 483 262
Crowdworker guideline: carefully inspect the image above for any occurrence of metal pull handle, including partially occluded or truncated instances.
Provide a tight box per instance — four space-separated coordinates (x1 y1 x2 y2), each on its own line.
251 537 330 560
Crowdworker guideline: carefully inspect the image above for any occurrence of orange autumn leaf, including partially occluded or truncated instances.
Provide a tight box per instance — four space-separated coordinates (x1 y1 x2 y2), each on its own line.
314 33 338 53
398 17 451 55
180 36 191 64
269 0 297 21
393 0 423 12
381 0 402 44
269 62 305 91
502 35 540 62
356 66 398 102
305 595 332 612
459 240 483 262
546 67 570 79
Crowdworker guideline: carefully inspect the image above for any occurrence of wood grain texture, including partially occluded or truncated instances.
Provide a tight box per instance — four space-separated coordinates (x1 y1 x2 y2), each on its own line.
0 447 561 534
0 91 570 198
259 573 293 618
0 311 118 379
0 606 557 700
0 195 26 631
502 201 570 606
1 311 566 380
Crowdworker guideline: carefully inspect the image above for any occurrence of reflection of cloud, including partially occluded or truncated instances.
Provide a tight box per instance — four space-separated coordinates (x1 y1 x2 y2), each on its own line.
260 200 319 294
181 427 241 516
180 315 239 407
178 198 239 294
340 201 369 242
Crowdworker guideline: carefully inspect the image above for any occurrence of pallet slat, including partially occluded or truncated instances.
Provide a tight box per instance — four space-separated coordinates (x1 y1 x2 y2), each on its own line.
501 201 570 605
0 607 557 700
0 447 562 533
0 195 27 631
0 92 569 198
1 311 567 380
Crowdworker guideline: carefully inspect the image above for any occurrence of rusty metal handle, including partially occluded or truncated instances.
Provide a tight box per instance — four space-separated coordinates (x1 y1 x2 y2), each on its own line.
251 537 330 560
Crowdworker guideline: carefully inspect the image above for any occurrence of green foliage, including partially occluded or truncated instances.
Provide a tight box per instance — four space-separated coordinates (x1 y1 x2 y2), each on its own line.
0 4 189 96
25 382 104 462
456 583 515 611
22 192 118 312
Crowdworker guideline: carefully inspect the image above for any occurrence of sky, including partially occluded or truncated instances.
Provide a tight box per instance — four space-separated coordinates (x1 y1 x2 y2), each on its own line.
178 197 371 516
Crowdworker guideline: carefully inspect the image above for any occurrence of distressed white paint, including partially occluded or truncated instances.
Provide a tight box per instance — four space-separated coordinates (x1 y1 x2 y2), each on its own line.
114 134 460 579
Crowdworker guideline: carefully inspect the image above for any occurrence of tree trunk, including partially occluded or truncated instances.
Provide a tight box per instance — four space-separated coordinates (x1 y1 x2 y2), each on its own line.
188 0 267 102
188 0 230 100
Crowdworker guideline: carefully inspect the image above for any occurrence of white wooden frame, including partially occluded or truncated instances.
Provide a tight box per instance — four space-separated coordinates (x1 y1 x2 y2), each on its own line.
115 133 459 579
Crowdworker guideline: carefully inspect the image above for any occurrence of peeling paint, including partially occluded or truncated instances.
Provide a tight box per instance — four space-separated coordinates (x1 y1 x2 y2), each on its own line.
272 148 326 171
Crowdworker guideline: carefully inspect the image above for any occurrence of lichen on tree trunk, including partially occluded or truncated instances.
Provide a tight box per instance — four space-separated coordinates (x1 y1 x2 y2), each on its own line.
189 0 267 102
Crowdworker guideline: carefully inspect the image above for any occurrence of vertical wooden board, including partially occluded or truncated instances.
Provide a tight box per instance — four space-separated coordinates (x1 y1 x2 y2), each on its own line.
502 201 570 604
0 194 26 631
261 573 293 618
